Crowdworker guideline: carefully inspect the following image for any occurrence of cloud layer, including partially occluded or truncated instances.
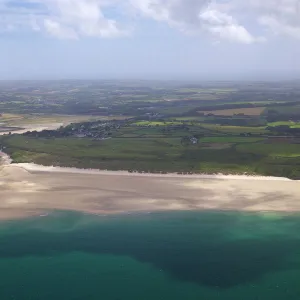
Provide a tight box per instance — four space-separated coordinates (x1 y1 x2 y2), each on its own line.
0 0 300 43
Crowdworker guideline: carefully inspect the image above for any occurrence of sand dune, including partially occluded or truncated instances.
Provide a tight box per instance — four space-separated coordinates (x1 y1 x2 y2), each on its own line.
0 159 300 220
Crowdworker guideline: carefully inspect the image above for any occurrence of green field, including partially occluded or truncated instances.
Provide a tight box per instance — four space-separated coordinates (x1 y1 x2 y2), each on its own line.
134 121 184 126
200 137 264 143
1 81 300 179
268 121 300 128
237 142 300 157
0 114 123 128
172 117 206 121
265 105 300 115
2 133 300 178
199 124 268 134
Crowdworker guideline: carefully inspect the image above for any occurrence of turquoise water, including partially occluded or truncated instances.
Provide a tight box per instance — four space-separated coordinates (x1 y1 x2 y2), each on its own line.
1 211 300 299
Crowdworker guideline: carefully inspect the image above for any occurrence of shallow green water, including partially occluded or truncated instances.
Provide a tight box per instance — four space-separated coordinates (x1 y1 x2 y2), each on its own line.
1 211 300 299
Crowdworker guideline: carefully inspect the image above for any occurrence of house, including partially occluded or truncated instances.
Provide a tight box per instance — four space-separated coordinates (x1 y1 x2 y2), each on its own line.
190 137 198 144
240 133 252 137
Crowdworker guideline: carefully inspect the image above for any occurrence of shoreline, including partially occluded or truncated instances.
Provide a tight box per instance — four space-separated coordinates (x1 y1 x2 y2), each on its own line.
1 149 300 222
1 208 298 224
1 151 294 182
13 162 294 181
0 152 12 165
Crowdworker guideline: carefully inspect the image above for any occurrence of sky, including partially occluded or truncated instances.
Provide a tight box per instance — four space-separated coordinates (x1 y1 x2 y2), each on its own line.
0 0 299 80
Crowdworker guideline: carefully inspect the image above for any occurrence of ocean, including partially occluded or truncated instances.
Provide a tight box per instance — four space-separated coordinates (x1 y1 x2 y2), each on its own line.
0 211 300 299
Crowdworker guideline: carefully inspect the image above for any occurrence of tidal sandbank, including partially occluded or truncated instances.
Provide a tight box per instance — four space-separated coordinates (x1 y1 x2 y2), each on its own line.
0 159 299 220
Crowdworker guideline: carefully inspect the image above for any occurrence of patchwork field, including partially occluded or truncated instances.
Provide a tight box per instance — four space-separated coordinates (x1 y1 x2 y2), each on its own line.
198 107 266 116
199 124 268 134
0 114 125 127
2 132 300 178
199 137 264 143
267 121 300 128
1 80 300 180
237 141 300 157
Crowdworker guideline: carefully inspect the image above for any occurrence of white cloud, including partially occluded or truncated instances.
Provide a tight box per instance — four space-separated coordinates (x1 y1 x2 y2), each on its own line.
199 9 259 44
42 0 129 39
0 0 300 42
255 0 300 39
229 0 300 39
259 15 300 39
44 19 78 39
0 1 41 32
130 0 259 43
0 0 129 38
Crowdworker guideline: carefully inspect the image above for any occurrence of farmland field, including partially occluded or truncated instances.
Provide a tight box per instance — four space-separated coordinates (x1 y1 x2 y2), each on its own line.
200 137 264 143
198 107 266 116
199 124 268 134
0 114 125 127
237 141 300 157
1 80 300 179
2 130 300 178
133 121 183 126
263 105 300 116
268 121 300 128
172 117 206 121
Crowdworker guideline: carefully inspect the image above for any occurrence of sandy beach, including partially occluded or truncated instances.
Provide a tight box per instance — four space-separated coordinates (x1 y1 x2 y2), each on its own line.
0 123 64 136
1 151 300 220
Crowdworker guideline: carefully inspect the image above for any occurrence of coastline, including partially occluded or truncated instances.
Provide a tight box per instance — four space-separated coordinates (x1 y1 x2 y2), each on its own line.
1 150 294 182
0 152 12 165
1 149 300 221
1 122 299 181
13 162 293 181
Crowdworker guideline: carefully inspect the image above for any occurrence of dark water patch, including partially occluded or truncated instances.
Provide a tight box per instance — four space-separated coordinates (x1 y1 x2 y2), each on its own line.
0 211 300 291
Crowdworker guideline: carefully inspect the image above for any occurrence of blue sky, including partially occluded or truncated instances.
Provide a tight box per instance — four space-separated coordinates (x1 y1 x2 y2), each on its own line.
0 0 299 80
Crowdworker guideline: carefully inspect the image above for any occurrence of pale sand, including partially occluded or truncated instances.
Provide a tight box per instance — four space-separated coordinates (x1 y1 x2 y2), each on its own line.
0 160 300 220
0 123 64 136
13 163 292 181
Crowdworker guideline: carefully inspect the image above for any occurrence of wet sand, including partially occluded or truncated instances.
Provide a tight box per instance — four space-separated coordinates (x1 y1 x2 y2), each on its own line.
0 158 300 220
